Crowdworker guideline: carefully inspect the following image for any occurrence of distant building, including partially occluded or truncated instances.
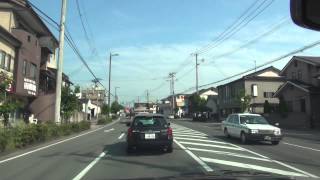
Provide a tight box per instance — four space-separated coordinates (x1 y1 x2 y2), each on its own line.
218 66 285 117
81 87 106 107
274 56 320 128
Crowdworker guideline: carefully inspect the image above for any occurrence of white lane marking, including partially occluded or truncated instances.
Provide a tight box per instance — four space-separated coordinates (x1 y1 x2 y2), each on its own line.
173 132 207 136
173 129 205 134
72 152 106 180
188 147 271 162
173 134 208 139
283 142 320 152
0 119 120 165
118 133 125 140
104 128 115 133
179 141 243 151
200 157 307 177
174 137 229 145
173 123 319 178
174 139 213 172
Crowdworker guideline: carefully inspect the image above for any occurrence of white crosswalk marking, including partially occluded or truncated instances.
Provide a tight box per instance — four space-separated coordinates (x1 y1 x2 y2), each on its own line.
171 123 319 178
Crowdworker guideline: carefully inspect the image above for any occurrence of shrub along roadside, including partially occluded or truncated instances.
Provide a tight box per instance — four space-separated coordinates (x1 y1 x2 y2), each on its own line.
0 121 90 152
97 117 112 125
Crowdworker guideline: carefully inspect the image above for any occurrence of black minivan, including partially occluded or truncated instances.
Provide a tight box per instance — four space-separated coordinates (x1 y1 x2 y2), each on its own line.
126 114 173 153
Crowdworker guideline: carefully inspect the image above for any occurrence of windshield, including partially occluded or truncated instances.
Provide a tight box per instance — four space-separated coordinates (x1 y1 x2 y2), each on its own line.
1 0 320 180
240 115 269 125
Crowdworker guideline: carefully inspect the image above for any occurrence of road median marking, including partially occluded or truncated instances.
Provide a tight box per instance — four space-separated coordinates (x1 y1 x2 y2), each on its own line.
104 128 115 133
174 139 213 172
118 133 125 140
179 141 243 151
283 142 320 152
0 119 119 165
72 151 106 180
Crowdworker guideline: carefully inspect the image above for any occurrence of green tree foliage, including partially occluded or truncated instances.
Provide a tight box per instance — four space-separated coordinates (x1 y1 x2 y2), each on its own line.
101 104 110 115
61 86 80 121
74 85 80 94
111 101 124 114
236 89 252 113
0 72 22 127
189 94 209 113
278 97 288 117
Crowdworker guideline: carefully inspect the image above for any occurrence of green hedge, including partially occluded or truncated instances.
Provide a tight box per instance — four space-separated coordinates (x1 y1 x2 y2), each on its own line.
0 121 90 152
97 117 112 125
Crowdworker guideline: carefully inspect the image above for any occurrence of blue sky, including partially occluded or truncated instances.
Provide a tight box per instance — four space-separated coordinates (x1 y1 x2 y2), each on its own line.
31 0 320 104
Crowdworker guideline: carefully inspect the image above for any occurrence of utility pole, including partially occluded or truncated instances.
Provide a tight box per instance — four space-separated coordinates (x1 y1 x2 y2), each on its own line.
107 53 119 117
54 0 68 124
137 96 140 103
169 72 176 114
195 53 199 95
115 87 119 102
254 60 257 72
146 90 149 103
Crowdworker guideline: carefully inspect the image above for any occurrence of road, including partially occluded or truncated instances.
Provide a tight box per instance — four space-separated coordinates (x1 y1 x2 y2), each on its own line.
0 117 319 179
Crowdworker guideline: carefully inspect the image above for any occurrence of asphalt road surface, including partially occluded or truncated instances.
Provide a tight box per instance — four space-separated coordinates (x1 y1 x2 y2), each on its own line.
0 117 319 180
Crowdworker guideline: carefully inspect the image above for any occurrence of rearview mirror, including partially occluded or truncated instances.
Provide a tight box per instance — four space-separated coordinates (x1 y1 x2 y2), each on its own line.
126 122 131 127
290 0 320 31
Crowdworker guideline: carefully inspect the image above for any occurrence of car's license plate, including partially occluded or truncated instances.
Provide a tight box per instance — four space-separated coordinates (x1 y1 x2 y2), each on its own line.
264 136 271 141
145 133 155 139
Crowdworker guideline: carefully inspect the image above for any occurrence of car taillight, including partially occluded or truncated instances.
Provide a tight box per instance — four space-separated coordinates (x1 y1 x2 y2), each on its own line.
167 127 173 139
127 128 133 137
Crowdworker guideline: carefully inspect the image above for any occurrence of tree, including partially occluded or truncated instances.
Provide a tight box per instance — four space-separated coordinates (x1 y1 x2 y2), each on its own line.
61 86 80 122
0 72 21 127
74 85 80 94
101 104 110 115
110 101 124 114
236 89 252 113
189 94 209 113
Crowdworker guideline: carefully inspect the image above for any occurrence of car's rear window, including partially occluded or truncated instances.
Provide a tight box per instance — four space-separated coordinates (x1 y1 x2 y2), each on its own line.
133 116 167 128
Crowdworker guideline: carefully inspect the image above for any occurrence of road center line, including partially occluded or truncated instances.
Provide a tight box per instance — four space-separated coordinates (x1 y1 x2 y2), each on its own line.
0 119 120 164
104 128 115 133
174 139 213 172
118 133 125 140
72 152 106 180
283 142 320 152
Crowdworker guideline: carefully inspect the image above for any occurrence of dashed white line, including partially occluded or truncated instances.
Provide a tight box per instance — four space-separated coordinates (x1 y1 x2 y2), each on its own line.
173 134 208 139
174 137 229 145
118 133 125 140
104 128 115 133
174 139 213 172
72 152 106 180
200 157 308 177
283 142 320 152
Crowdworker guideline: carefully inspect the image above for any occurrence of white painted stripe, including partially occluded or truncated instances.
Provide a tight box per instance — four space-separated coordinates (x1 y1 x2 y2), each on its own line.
174 132 207 136
283 142 320 152
174 137 229 145
0 119 120 164
188 147 271 162
174 139 213 172
118 133 125 140
173 129 204 134
200 157 307 177
173 134 208 139
72 152 106 180
179 141 242 151
104 128 115 133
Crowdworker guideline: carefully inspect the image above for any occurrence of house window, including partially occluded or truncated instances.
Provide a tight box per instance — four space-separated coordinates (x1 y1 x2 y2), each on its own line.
23 60 27 76
300 99 306 113
294 61 298 67
0 51 5 69
27 35 31 42
10 58 14 72
252 84 258 97
29 63 37 79
4 54 11 71
264 92 275 98
292 72 296 79
297 70 302 80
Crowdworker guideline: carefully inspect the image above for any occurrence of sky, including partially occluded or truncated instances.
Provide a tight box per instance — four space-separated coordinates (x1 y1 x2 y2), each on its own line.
30 0 320 105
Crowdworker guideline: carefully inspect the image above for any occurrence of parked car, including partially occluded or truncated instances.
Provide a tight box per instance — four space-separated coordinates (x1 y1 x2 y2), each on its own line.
221 113 282 145
192 112 208 121
126 113 173 153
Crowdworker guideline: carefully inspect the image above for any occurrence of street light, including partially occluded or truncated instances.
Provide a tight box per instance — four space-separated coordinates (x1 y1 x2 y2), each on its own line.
108 52 119 117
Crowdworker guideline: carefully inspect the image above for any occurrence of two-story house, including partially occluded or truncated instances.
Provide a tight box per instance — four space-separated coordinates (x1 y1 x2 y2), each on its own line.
0 0 61 122
218 66 285 117
274 56 320 128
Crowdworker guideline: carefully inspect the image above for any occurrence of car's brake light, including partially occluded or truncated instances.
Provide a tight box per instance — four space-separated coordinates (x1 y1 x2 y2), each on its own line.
167 127 173 139
127 128 133 137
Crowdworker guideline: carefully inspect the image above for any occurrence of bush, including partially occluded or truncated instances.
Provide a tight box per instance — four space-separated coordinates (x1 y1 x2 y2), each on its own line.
0 120 91 152
97 117 112 125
